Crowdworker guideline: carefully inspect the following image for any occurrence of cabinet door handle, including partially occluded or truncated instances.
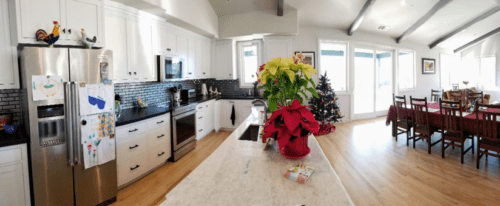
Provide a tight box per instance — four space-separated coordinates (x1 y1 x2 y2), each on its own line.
134 72 137 75
198 116 203 119
157 120 164 124
62 28 66 33
129 72 132 75
129 129 138 133
203 72 206 75
158 152 165 156
229 74 231 76
206 105 208 108
157 134 165 138
130 165 140 170
68 29 71 34
189 72 192 75
199 129 203 132
129 144 139 149
198 107 203 109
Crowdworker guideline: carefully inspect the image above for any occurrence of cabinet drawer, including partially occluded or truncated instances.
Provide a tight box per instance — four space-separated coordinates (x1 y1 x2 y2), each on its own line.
149 144 170 169
148 127 170 147
117 133 148 161
0 146 22 165
116 121 147 141
147 113 170 130
196 103 205 112
117 152 148 187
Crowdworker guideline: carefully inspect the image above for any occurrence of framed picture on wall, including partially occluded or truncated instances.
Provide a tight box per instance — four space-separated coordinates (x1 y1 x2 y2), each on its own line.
422 58 436 74
295 51 315 68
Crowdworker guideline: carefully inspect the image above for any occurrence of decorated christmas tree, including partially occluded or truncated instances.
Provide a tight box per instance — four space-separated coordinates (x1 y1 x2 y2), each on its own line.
309 72 343 135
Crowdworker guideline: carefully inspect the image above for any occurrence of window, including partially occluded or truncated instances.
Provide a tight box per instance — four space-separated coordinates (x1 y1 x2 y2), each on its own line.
398 51 415 90
319 41 347 92
237 40 262 88
440 54 461 89
480 57 496 88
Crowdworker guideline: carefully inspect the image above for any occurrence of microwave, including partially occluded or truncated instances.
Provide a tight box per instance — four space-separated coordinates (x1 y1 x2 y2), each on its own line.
157 53 185 82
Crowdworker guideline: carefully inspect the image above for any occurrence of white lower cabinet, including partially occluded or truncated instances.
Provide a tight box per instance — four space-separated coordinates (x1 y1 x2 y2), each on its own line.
219 100 255 130
116 113 171 187
196 99 215 140
0 143 31 206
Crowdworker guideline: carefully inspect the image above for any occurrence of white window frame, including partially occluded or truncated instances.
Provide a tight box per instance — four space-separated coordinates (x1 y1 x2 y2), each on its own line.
397 49 417 92
237 40 263 88
317 38 349 94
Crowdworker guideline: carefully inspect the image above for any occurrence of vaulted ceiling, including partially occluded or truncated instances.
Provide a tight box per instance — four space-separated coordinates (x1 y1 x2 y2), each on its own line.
208 0 500 50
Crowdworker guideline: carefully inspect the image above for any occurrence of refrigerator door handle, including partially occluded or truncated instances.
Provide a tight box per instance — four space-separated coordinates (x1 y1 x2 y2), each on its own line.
64 82 74 166
71 82 82 164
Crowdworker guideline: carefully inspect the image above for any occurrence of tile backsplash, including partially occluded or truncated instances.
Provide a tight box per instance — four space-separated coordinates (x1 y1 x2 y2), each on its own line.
115 79 257 109
0 89 21 124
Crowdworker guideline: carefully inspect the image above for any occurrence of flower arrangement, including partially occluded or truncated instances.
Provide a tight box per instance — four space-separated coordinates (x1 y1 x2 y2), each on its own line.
257 53 320 158
257 53 319 112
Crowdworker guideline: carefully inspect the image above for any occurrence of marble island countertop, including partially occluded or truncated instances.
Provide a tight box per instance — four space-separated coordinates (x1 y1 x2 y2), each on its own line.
160 107 354 206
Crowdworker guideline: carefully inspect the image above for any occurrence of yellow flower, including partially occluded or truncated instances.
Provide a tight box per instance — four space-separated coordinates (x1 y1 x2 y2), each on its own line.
284 69 295 82
289 63 300 72
259 70 271 84
299 63 317 79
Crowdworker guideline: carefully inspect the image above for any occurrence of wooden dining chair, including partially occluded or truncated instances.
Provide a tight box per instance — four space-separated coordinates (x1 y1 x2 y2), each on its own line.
440 99 474 164
475 102 500 169
410 97 440 153
449 90 463 103
467 91 484 105
452 83 459 90
431 89 443 102
393 94 412 145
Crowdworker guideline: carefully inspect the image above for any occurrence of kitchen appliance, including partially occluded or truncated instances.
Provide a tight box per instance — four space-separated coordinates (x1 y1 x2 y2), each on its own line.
180 89 196 101
171 102 197 161
157 53 185 81
19 47 117 206
201 83 208 96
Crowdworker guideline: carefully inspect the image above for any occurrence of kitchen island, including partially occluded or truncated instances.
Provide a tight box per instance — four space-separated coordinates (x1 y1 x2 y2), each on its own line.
160 107 354 206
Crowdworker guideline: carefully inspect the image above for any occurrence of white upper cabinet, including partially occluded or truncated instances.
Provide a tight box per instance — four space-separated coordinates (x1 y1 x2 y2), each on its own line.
104 9 129 82
128 15 155 81
202 40 211 78
10 0 104 47
186 37 196 79
0 0 19 89
195 39 203 78
214 40 237 80
65 0 103 45
155 23 177 54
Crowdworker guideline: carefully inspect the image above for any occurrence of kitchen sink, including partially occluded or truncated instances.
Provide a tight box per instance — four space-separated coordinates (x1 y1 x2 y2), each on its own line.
238 125 261 141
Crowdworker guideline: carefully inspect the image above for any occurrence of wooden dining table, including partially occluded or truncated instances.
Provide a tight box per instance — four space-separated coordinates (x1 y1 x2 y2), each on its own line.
386 102 487 138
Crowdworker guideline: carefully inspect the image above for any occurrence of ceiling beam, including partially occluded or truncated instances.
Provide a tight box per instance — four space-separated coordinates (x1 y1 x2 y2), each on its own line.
429 6 500 49
277 0 284 16
396 0 453 43
454 27 500 53
347 0 376 36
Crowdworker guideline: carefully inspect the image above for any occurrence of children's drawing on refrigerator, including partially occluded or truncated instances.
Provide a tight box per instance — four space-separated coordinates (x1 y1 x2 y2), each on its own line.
79 84 114 116
32 75 64 101
81 113 115 169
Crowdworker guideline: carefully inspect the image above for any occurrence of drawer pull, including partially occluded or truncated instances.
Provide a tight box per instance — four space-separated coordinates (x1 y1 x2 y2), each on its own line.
157 134 165 138
130 165 140 170
198 107 203 109
206 105 208 107
129 144 139 149
129 129 138 133
198 116 203 119
158 152 165 156
199 129 203 132
229 101 234 103
157 120 164 124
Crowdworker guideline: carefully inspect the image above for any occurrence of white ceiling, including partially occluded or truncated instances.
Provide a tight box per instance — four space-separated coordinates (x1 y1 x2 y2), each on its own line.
208 0 500 50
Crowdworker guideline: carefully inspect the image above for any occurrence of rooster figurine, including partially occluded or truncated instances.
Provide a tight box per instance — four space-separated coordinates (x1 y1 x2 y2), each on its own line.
81 29 97 49
35 21 60 47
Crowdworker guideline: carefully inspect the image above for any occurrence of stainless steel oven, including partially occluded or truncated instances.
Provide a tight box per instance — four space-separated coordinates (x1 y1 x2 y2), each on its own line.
171 103 197 161
157 53 185 82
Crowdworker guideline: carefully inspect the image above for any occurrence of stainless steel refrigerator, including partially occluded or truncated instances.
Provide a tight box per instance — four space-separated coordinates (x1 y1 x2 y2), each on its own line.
19 47 117 206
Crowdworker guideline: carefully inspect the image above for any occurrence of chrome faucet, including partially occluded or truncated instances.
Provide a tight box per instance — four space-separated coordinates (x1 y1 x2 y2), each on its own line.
252 99 268 123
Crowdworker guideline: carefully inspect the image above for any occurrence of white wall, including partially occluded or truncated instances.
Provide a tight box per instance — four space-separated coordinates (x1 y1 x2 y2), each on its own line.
460 33 500 102
160 0 219 38
287 27 455 122
219 9 298 39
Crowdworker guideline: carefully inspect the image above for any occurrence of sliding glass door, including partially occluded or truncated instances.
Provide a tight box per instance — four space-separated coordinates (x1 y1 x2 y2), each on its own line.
353 47 393 120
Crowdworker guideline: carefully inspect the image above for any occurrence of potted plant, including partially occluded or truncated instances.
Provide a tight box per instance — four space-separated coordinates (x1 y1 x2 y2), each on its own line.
257 54 320 158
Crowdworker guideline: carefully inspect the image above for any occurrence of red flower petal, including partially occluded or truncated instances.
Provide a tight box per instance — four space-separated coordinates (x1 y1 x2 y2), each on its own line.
282 108 301 132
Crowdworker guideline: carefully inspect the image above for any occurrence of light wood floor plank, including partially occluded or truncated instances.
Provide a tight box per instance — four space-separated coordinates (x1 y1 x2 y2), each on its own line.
111 118 500 206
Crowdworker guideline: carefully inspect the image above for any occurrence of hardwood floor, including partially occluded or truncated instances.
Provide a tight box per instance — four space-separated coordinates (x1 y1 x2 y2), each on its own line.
111 118 500 206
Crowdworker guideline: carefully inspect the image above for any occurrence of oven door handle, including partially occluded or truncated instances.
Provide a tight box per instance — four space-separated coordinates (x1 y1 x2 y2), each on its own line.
173 110 196 121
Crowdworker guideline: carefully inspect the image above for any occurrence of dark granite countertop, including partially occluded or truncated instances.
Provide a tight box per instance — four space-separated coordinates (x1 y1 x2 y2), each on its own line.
116 95 265 127
0 127 28 148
